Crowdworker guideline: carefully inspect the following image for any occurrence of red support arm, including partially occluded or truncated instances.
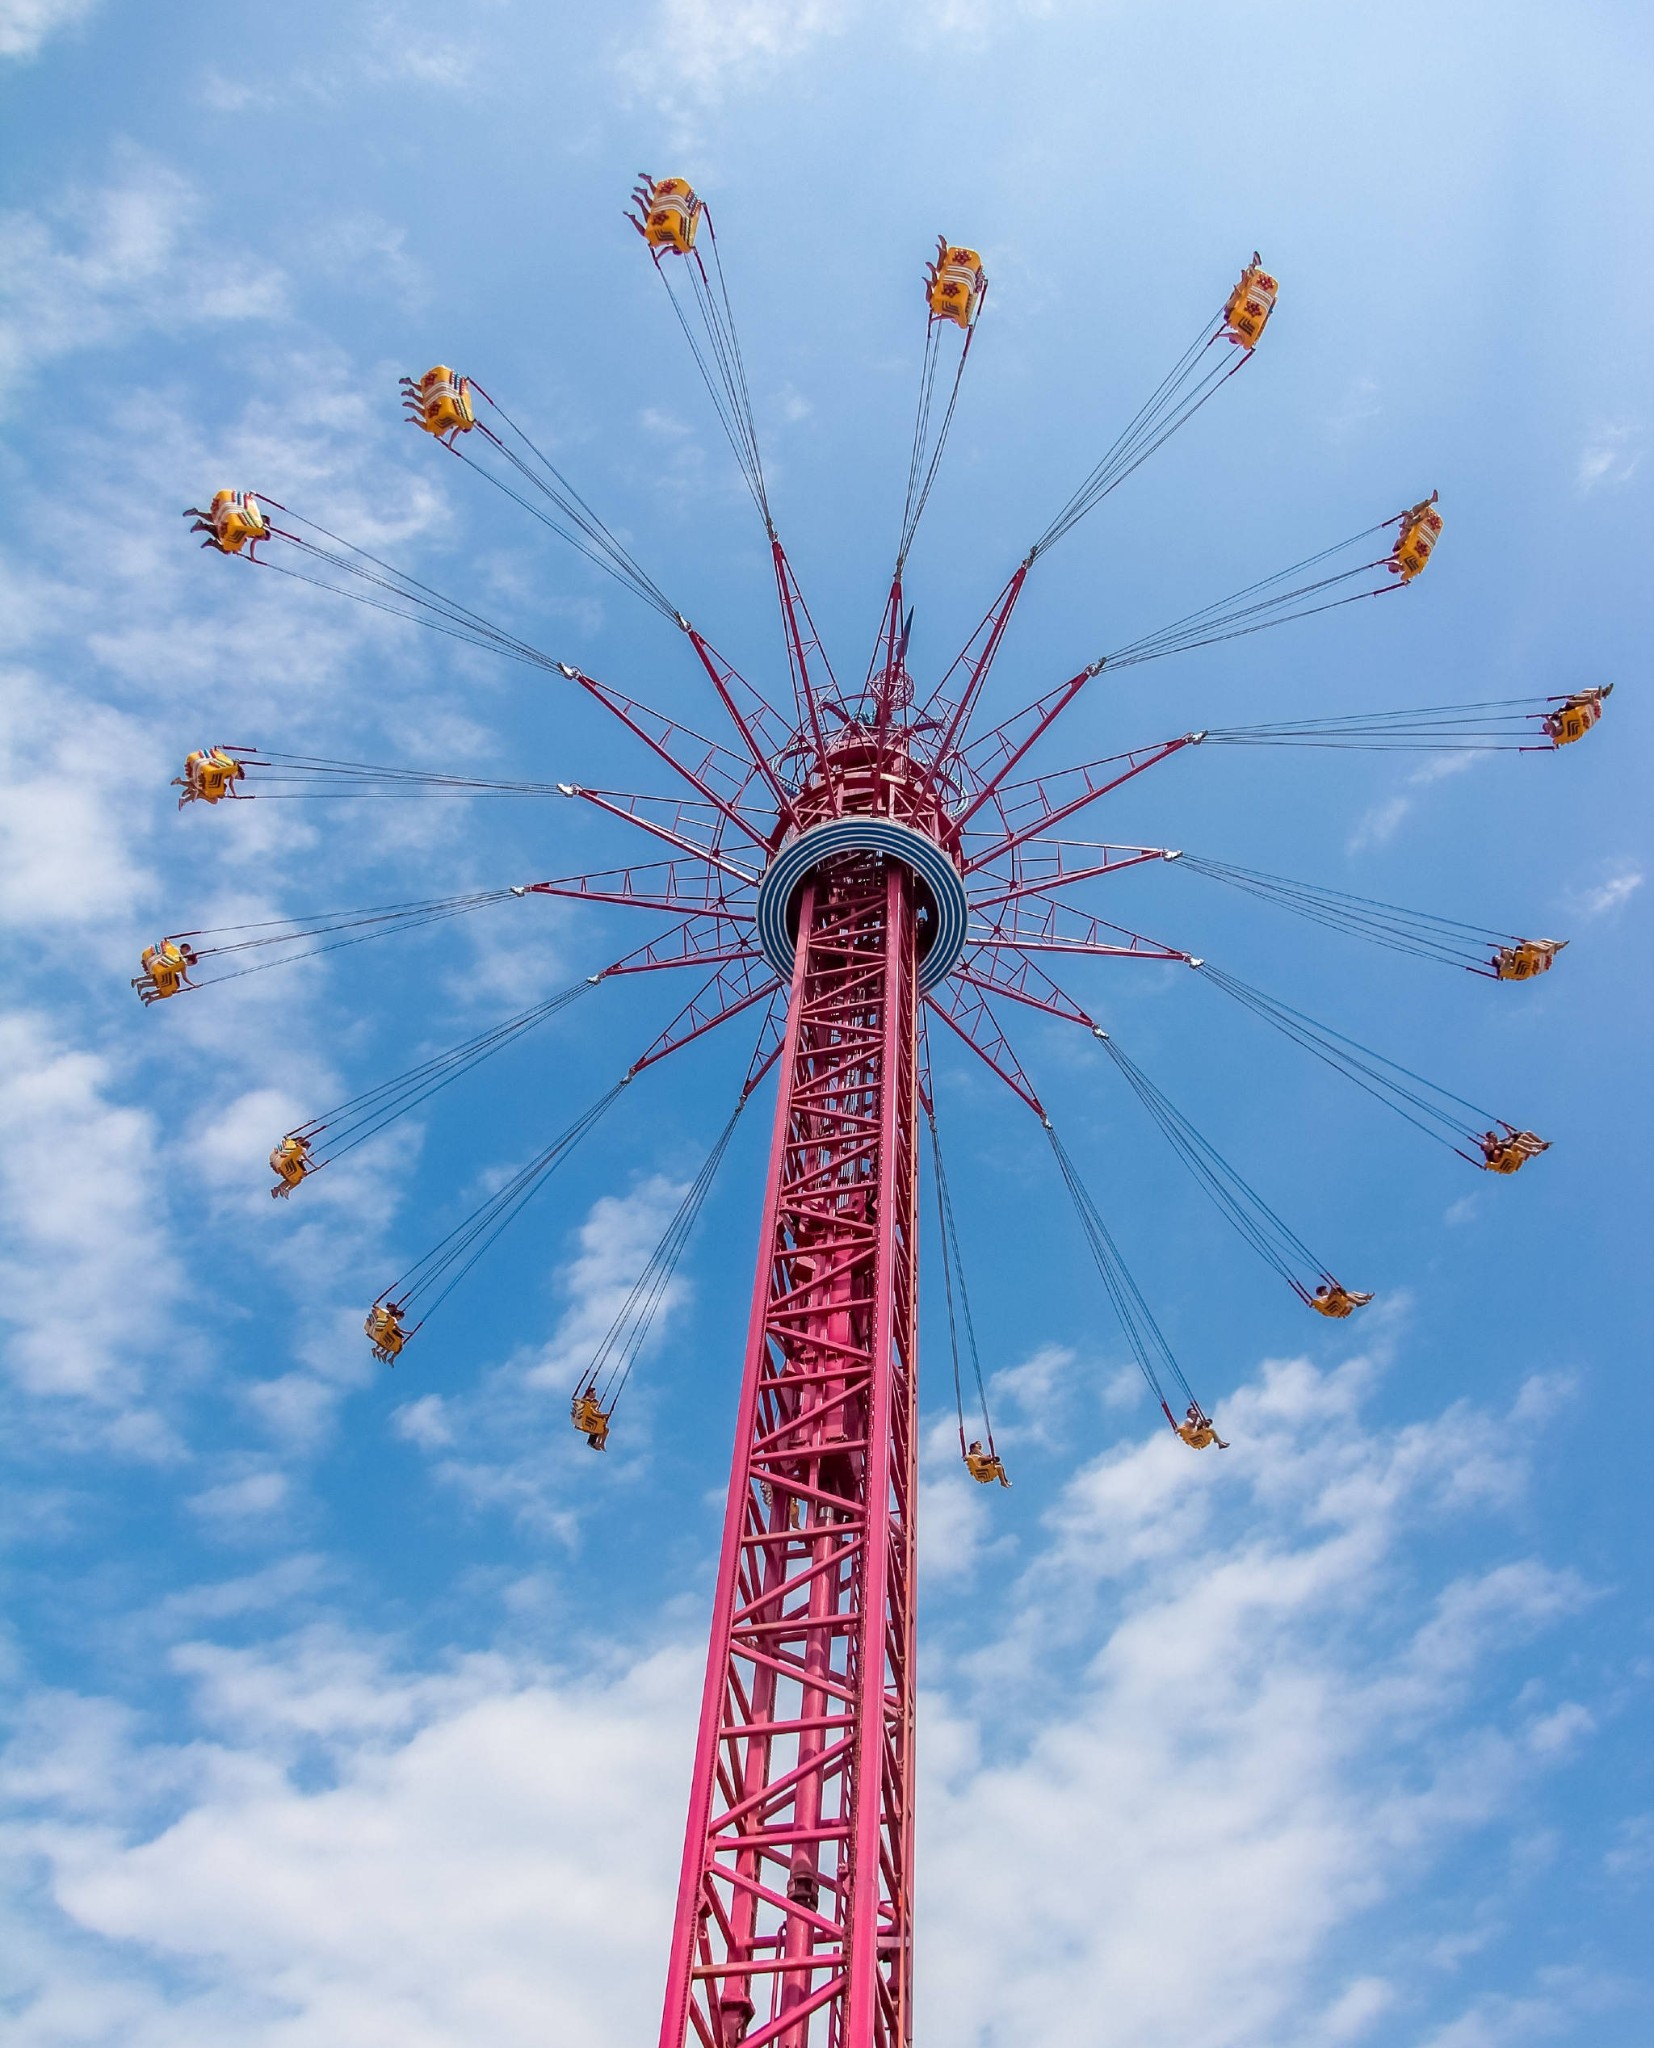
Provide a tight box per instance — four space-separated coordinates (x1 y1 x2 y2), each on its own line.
947 654 1100 826
969 841 1174 910
740 991 789 1098
683 624 803 832
952 946 1099 1030
962 734 1198 873
923 977 1048 1120
601 917 766 978
968 892 1192 963
628 954 783 1077
559 785 763 884
556 663 773 851
519 861 755 921
920 564 1030 774
771 538 838 807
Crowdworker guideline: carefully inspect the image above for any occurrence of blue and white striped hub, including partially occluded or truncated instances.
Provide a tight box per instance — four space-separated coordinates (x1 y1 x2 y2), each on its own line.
754 817 969 994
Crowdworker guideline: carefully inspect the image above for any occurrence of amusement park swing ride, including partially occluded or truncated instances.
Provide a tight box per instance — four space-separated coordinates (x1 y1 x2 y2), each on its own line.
142 176 1610 2048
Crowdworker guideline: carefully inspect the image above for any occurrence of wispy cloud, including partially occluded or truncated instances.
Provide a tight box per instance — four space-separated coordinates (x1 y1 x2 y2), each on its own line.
1577 420 1644 493
1347 751 1478 852
0 0 98 63
186 1465 291 1529
392 1175 693 1528
0 1011 181 1434
1327 373 1382 444
0 151 286 398
2 1358 1617 2046
1346 791 1411 853
1571 863 1643 919
616 0 853 112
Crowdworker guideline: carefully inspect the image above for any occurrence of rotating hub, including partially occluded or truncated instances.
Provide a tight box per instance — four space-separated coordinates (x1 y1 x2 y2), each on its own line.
755 817 970 994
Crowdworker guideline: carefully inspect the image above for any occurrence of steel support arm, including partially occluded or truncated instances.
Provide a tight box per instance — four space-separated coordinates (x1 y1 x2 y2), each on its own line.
559 785 763 883
962 735 1197 873
556 662 774 850
923 976 1048 1120
628 955 782 1077
519 861 756 921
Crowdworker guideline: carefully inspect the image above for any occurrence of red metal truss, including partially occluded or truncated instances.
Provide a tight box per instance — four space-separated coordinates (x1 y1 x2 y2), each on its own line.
521 861 755 920
962 733 1199 872
684 624 805 831
949 657 1102 826
556 662 775 850
602 917 765 978
660 855 919 2048
968 892 1191 963
953 945 1098 1029
630 953 783 1078
772 539 839 794
863 576 906 711
919 563 1029 774
923 976 1047 1120
741 992 790 1099
969 839 1173 910
561 785 765 881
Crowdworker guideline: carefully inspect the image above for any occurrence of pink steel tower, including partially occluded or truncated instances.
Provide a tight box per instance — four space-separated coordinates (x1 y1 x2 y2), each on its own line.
657 649 959 2048
643 559 1193 2048
170 181 1534 2048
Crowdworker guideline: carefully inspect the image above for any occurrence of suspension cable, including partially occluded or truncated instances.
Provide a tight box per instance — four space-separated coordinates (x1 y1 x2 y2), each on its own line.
648 213 772 531
376 1078 630 1330
285 976 597 1175
253 506 564 673
199 747 569 801
925 1098 1000 1464
897 316 979 572
450 384 680 620
1093 1032 1339 1304
152 889 520 991
1029 311 1247 560
1174 855 1531 973
1045 1123 1203 1431
1197 963 1520 1164
576 1096 748 1419
1202 697 1584 752
1096 519 1402 672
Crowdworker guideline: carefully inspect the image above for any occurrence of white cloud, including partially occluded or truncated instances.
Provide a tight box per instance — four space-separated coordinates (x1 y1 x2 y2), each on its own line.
0 1011 181 1424
1604 1812 1654 1881
914 1360 1599 2046
5 1632 698 2048
0 669 160 933
986 1340 1118 1444
0 1357 1613 2047
187 1467 291 1528
1346 791 1411 853
305 209 427 309
617 0 852 109
0 0 97 63
1347 752 1476 854
391 1174 695 1529
1320 1975 1395 2039
527 1172 689 1392
1571 864 1642 919
0 153 286 397
1576 420 1644 493
919 1413 1007 1582
1524 1700 1594 1756
392 1390 455 1450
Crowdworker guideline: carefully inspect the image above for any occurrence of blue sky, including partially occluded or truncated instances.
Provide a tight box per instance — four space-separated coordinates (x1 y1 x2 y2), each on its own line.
1 2 1650 2043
